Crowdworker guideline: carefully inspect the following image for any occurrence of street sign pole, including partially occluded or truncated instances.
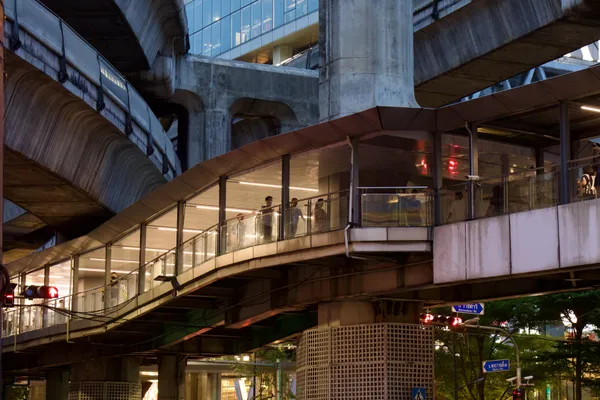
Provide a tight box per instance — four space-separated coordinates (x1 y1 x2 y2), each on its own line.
462 324 521 387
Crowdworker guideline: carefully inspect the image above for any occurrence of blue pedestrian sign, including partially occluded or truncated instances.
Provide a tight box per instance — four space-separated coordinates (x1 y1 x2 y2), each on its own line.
482 359 510 373
452 303 485 315
412 387 426 400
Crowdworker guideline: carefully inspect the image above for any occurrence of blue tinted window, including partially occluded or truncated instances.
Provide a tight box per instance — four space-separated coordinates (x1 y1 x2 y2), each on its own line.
192 31 202 54
251 1 261 37
308 0 317 12
222 0 231 16
285 0 295 12
242 0 253 6
284 9 295 22
231 0 241 11
221 15 231 52
296 0 307 16
185 2 195 31
202 27 212 55
274 0 283 27
262 0 273 32
241 5 251 42
193 1 203 33
203 0 212 27
232 11 242 46
211 21 221 55
212 0 221 21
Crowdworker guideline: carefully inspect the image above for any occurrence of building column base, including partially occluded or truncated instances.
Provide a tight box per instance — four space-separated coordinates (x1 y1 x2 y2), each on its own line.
297 301 433 400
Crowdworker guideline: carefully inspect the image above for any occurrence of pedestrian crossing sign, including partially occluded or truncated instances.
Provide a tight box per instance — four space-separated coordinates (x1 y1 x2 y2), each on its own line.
412 387 426 400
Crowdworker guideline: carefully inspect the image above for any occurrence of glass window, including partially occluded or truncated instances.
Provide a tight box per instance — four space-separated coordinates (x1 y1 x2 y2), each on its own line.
222 0 231 16
203 0 212 27
232 11 242 46
274 0 284 28
285 0 295 12
77 248 106 313
284 9 295 22
202 26 212 55
225 161 282 249
47 260 72 325
262 0 273 32
192 31 203 54
109 230 140 306
22 269 45 331
231 0 241 11
241 6 251 42
193 0 203 32
242 0 254 6
212 0 221 21
211 20 222 56
185 2 195 31
296 0 307 16
184 185 219 267
221 15 231 52
308 0 317 12
251 1 262 37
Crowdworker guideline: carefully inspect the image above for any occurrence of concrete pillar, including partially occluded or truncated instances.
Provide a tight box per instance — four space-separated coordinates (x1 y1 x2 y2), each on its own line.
298 301 431 400
46 370 69 400
273 45 293 65
206 374 221 400
204 109 231 160
70 356 141 400
158 355 186 400
319 0 418 122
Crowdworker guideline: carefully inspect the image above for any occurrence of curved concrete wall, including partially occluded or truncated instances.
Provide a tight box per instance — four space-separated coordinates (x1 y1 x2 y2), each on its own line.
5 56 167 238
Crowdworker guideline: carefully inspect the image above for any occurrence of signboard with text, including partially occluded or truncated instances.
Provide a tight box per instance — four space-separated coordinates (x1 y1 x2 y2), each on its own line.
452 303 485 315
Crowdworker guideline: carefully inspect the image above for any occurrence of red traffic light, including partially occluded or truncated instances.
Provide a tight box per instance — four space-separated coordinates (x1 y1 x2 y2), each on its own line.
513 388 524 400
2 283 17 307
449 316 463 327
420 313 435 323
22 285 59 299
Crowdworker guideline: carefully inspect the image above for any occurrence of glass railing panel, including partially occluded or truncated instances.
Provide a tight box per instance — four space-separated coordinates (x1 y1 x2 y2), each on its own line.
360 189 431 227
46 296 71 327
75 286 104 314
3 308 18 337
20 304 43 333
106 271 137 309
285 199 309 239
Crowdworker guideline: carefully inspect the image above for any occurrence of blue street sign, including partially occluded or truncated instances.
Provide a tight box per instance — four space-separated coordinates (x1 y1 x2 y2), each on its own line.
452 303 485 315
482 359 510 373
412 388 426 400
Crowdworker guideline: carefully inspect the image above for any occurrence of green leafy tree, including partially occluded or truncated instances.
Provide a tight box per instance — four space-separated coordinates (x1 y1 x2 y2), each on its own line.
231 346 296 400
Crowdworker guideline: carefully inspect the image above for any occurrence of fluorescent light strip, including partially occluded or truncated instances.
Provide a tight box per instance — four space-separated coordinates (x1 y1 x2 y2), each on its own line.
237 181 319 192
90 258 138 264
79 267 138 274
194 205 255 213
153 227 205 234
581 105 600 113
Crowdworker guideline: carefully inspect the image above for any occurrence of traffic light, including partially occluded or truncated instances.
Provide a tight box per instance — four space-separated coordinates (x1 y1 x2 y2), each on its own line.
2 283 17 307
21 285 59 300
513 388 524 400
420 313 463 328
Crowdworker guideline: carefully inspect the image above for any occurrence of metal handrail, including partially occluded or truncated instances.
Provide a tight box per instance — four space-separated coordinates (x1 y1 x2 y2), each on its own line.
5 0 178 177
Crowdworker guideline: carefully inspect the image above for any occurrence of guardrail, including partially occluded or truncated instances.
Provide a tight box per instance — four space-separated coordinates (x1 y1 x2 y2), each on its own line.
1 186 437 339
4 0 180 179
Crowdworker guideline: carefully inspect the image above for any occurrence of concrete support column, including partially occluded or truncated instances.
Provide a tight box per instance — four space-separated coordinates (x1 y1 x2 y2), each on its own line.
559 100 571 204
158 355 186 400
319 0 418 121
46 370 69 400
298 301 431 400
467 123 479 219
432 131 443 225
70 356 141 400
204 109 231 160
273 45 293 65
206 373 221 400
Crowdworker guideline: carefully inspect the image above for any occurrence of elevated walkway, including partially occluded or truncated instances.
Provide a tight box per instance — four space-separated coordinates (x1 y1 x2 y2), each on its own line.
3 0 181 241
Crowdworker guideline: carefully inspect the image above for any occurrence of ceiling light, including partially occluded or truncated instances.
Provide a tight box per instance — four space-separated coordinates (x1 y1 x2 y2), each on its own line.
237 181 318 192
90 258 139 264
153 227 204 234
78 267 137 274
140 371 159 376
581 105 600 113
195 205 255 213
